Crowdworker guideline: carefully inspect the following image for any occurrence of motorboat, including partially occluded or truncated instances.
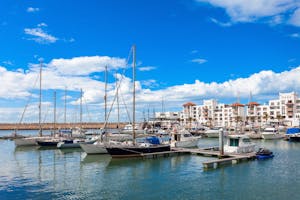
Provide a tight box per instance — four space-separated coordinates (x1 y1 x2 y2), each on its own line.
256 148 274 159
261 127 284 139
224 135 256 154
170 129 201 148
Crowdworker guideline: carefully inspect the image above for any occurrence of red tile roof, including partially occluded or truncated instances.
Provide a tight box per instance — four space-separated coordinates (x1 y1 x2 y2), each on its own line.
247 102 260 106
183 102 196 107
231 102 244 107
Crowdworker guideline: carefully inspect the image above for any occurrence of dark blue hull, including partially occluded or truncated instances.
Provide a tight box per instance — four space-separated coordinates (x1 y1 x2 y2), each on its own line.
106 144 171 158
256 154 274 159
37 141 59 147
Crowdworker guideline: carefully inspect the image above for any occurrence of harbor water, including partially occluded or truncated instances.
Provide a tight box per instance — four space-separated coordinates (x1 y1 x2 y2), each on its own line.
1 130 300 199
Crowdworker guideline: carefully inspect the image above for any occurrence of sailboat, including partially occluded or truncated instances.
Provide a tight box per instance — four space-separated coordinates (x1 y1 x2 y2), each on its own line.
56 89 99 149
15 59 50 146
80 66 110 154
105 45 171 158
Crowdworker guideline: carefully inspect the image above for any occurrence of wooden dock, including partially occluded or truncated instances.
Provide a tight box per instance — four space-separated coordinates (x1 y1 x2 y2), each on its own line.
139 147 257 169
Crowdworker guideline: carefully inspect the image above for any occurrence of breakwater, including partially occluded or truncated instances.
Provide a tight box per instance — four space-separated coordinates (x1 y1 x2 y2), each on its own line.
0 122 127 130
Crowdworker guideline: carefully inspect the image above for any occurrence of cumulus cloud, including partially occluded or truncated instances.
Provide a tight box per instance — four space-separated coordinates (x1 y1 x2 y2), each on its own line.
196 0 300 26
47 56 127 76
27 7 40 13
2 58 300 122
24 27 58 44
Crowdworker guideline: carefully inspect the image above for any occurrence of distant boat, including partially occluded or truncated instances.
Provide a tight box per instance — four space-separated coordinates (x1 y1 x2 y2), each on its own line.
261 127 284 140
224 135 256 154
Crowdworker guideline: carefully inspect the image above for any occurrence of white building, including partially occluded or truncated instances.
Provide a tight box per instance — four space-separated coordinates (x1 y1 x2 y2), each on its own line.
156 92 300 128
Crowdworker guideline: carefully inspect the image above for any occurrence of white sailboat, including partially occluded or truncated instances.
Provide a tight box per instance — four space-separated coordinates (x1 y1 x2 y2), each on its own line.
80 66 109 154
15 59 50 146
105 45 171 158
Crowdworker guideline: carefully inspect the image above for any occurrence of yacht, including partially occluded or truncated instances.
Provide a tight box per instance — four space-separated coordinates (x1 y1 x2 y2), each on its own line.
170 129 201 148
224 135 256 154
261 127 284 140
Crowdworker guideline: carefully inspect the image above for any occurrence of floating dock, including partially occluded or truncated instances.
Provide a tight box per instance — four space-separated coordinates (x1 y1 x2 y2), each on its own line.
139 147 256 170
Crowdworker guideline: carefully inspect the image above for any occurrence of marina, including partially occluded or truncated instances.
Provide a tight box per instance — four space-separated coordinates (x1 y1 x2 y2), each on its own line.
2 1 300 199
1 131 300 199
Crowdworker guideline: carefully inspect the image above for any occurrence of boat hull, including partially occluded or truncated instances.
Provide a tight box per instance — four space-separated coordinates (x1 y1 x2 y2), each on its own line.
289 136 300 142
15 138 38 146
256 154 274 159
57 140 96 149
106 145 171 158
174 138 200 148
37 140 59 147
261 133 284 140
80 143 107 154
14 136 50 147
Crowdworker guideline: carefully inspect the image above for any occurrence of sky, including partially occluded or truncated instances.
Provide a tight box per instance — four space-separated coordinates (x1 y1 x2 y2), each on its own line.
1 0 300 123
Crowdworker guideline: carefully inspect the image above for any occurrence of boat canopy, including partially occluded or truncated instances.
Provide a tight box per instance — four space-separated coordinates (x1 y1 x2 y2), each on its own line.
146 136 161 145
286 128 300 134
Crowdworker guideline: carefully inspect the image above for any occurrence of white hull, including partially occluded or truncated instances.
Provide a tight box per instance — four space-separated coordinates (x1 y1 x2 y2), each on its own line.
14 136 49 146
57 140 96 149
224 144 256 154
262 133 284 140
80 143 107 154
174 138 200 148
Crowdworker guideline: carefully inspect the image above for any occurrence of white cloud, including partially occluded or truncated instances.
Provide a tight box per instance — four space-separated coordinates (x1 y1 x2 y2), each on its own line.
27 7 40 13
210 18 232 27
197 0 300 26
290 33 300 38
138 66 156 71
37 22 47 27
289 8 300 26
24 27 58 44
47 56 126 75
191 58 208 64
2 61 13 66
2 59 300 122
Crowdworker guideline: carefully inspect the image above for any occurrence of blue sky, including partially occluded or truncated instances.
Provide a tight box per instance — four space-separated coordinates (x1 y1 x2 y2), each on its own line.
1 0 300 123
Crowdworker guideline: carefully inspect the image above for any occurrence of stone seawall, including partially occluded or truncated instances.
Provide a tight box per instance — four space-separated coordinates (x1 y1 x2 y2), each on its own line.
0 123 127 130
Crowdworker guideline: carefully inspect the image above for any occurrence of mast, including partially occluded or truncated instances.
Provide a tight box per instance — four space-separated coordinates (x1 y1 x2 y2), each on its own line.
38 59 43 136
64 87 67 125
104 66 108 123
53 91 56 135
132 45 136 145
80 88 83 131
115 73 120 130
